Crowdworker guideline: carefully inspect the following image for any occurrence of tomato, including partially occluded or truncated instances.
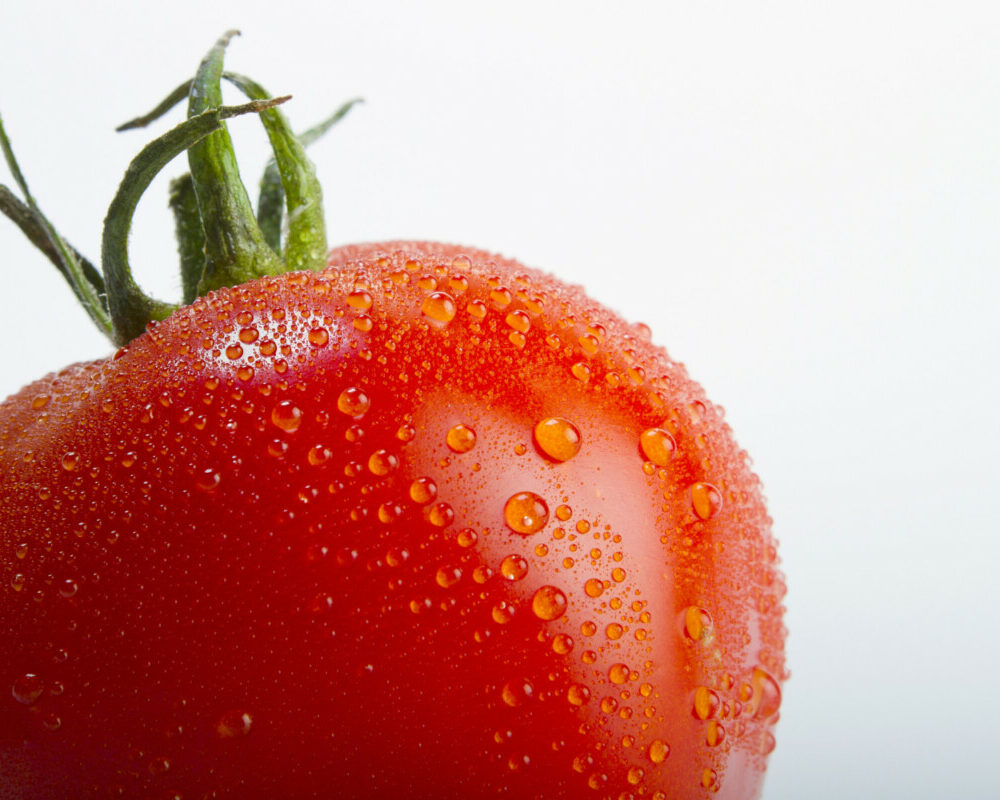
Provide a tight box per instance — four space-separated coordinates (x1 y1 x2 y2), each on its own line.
0 33 785 800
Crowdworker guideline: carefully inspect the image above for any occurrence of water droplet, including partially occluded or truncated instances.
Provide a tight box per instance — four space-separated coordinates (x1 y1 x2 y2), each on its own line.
195 469 221 492
504 492 549 535
750 666 782 719
706 720 725 747
567 684 591 706
502 678 534 707
436 565 463 588
693 686 720 720
446 424 477 453
421 291 457 325
533 418 582 462
691 482 723 519
337 387 371 418
12 673 44 705
58 578 78 598
410 478 437 506
457 528 478 548
238 326 259 343
368 449 398 476
639 428 676 467
15 542 28 560
30 394 50 410
308 327 329 347
609 663 630 685
217 709 252 739
427 502 455 528
584 578 605 598
42 713 61 731
627 766 646 785
648 739 670 764
532 585 568 620
60 452 79 472
570 362 591 382
308 445 332 466
684 606 713 641
606 623 623 640
225 344 243 360
552 632 574 654
761 730 777 755
496 555 526 581
505 310 531 333
492 601 516 624
270 401 303 432
347 290 373 310
701 768 719 790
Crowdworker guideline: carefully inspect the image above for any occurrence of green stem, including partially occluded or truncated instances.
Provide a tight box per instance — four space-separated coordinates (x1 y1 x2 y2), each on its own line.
103 98 289 345
0 114 112 336
186 31 284 294
168 174 206 305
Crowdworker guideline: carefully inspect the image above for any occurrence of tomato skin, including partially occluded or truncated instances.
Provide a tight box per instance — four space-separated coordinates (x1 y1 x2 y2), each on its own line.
0 242 785 799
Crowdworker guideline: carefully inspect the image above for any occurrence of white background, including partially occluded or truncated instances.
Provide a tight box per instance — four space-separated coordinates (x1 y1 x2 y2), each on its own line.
2 2 998 798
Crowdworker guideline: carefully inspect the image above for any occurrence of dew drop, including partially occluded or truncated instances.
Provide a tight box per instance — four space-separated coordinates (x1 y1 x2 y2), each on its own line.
502 678 534 707
684 606 713 641
347 290 373 310
552 632 574 654
504 492 549 535
500 554 529 581
693 686 720 720
270 401 303 433
584 578 605 598
750 666 783 719
58 578 78 598
217 709 252 739
12 673 44 705
608 663 630 685
427 502 455 528
533 417 582 462
492 601 515 624
639 428 676 467
60 452 79 472
308 327 329 347
691 482 723 520
368 449 398 476
648 739 670 764
567 684 591 706
446 424 477 453
337 387 371 418
532 585 568 620
627 766 646 785
421 291 457 325
436 565 463 588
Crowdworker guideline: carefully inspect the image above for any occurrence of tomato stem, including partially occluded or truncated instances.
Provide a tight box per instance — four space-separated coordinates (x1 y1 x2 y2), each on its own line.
186 31 285 294
0 115 113 336
103 98 290 344
168 174 207 305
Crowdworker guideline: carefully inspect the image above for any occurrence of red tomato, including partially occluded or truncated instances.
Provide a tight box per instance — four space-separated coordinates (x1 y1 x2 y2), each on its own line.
0 241 786 799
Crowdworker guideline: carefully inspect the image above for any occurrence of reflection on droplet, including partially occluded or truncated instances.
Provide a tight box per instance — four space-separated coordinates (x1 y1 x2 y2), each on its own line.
421 292 457 325
691 482 723 519
217 709 253 739
532 585 568 620
12 673 44 705
337 387 371 418
504 492 549 535
533 417 582 462
639 428 675 467
446 424 477 454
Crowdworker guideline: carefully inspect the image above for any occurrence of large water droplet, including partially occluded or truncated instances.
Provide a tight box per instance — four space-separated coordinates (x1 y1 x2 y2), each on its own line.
691 482 723 519
217 709 253 739
446 424 477 454
501 678 534 707
12 673 44 705
337 387 371 418
533 417 582 462
532 585 568 620
567 684 591 706
648 739 670 764
500 554 529 581
639 428 676 467
750 666 782 719
504 492 549 535
270 401 303 432
421 291 457 325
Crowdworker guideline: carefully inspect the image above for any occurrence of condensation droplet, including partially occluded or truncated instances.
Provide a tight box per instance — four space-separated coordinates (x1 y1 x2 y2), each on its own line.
446 424 477 453
533 417 582 462
436 565 463 588
504 492 549 535
691 482 723 520
409 477 438 504
500 554 529 581
684 606 713 641
492 601 516 624
567 684 591 706
502 678 534 707
337 387 371 418
532 585 568 620
270 401 303 432
608 663 630 685
308 327 329 347
421 291 457 325
12 673 44 705
750 666 783 719
639 428 676 467
217 709 253 739
648 739 670 764
552 632 574 654
368 449 398 476
584 578 605 598
694 686 720 720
